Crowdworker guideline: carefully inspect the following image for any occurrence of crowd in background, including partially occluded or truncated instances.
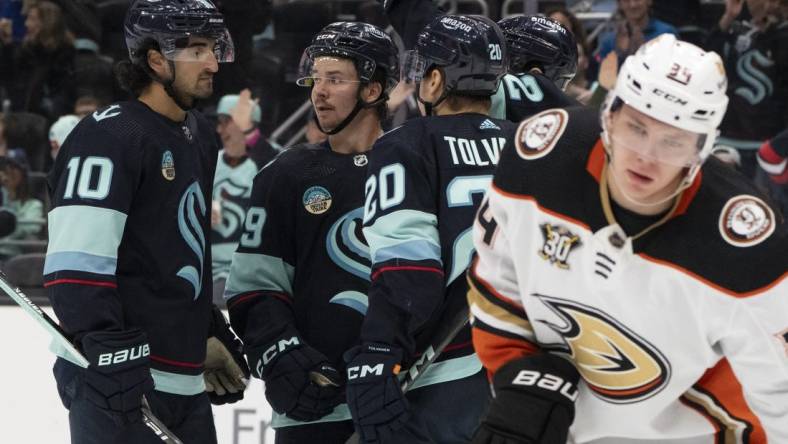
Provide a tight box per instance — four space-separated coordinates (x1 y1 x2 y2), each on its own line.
0 0 785 296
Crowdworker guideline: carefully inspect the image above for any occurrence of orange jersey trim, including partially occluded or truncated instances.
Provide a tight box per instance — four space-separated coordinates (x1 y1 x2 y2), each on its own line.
472 326 540 379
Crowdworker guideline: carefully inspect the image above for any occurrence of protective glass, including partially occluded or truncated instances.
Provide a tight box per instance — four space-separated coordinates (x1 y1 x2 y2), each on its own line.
160 29 235 63
610 120 704 167
296 49 376 87
401 50 428 83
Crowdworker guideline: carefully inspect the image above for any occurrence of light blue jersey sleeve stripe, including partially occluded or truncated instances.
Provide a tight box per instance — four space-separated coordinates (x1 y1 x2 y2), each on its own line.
47 205 126 258
44 251 117 275
364 209 441 266
372 239 442 264
223 252 295 300
150 369 205 396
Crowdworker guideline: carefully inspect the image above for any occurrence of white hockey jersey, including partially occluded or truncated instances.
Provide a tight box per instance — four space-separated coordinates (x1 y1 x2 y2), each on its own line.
468 107 788 443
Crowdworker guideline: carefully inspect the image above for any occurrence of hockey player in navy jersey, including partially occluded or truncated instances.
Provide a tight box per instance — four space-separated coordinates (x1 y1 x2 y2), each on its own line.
469 34 787 443
379 0 579 123
492 15 580 122
223 22 400 444
45 1 248 443
345 14 517 443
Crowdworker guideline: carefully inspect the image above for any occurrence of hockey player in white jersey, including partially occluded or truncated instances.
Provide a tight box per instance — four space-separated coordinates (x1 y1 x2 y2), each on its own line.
468 34 787 443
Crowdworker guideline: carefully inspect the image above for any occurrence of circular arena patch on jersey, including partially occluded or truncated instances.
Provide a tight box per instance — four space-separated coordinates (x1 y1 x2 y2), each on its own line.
718 195 775 247
303 186 332 215
161 150 175 181
515 109 568 160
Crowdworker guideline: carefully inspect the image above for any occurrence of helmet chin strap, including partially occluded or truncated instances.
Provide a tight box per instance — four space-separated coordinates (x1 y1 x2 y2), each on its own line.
315 86 388 136
416 89 448 116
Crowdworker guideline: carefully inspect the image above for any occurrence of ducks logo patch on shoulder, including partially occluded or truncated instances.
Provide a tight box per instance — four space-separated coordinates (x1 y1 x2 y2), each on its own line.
719 195 775 247
303 186 332 215
515 109 568 160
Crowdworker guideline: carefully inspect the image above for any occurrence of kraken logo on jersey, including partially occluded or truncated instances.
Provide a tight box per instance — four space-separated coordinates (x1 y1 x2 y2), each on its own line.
213 178 251 239
177 182 207 300
534 295 671 404
161 150 175 181
735 50 774 105
327 207 371 315
538 223 581 269
327 207 371 282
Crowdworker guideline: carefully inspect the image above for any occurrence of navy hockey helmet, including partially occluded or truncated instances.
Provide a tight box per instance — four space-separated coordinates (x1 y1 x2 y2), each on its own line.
498 15 577 90
124 0 235 64
297 22 400 95
403 14 508 97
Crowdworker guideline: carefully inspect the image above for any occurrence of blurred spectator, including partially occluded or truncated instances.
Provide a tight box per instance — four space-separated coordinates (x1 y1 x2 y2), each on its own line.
0 111 48 171
591 0 677 82
73 95 100 119
210 90 267 305
547 7 592 102
72 37 118 105
756 127 787 215
705 0 787 178
0 0 24 43
0 1 76 121
47 113 78 160
215 90 279 168
0 150 43 259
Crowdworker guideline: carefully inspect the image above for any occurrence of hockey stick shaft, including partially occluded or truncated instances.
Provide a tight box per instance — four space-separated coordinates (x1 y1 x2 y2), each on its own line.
344 304 470 444
0 272 183 444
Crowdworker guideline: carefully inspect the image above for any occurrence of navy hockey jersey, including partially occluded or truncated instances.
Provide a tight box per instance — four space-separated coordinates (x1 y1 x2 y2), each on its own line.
469 107 787 442
362 113 518 386
705 20 788 145
45 101 218 395
224 142 372 425
491 72 581 123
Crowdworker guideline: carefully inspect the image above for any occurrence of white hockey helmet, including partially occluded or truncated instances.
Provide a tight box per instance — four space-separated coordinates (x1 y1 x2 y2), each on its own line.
603 34 729 169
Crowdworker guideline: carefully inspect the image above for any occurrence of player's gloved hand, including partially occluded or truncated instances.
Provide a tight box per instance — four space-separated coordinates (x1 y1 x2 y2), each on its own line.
472 353 580 444
344 343 409 443
205 305 250 405
247 335 343 421
81 329 155 425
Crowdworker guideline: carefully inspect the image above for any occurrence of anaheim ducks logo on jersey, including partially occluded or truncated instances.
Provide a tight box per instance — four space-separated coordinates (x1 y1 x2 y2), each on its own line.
538 223 581 269
534 295 671 404
718 195 775 247
515 109 568 160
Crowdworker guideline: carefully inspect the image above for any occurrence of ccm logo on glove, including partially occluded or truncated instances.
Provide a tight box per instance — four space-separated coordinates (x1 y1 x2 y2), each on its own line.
256 336 301 375
348 364 386 379
97 344 150 366
512 370 578 401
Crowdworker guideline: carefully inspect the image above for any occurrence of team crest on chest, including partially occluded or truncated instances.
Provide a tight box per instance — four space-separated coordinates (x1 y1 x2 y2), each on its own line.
303 186 332 215
538 223 581 269
718 195 775 247
515 109 568 160
353 154 368 167
161 150 175 181
534 295 672 404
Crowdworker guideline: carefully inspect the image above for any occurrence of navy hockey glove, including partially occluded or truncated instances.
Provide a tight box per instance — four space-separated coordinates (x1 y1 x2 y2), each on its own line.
344 343 409 443
248 335 343 421
81 329 155 425
205 305 250 405
472 353 580 444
